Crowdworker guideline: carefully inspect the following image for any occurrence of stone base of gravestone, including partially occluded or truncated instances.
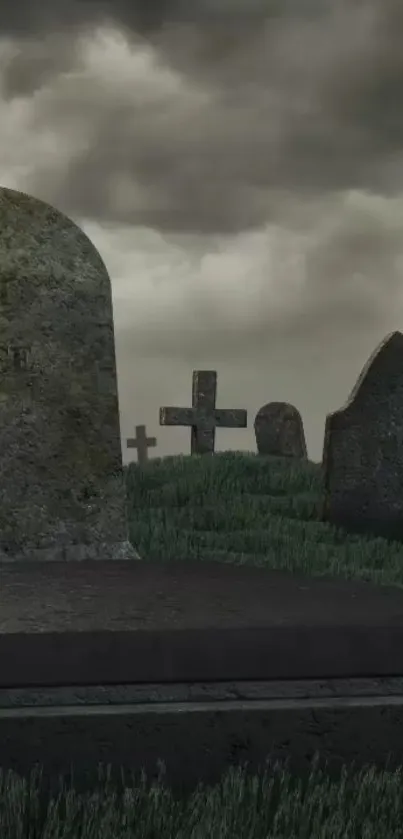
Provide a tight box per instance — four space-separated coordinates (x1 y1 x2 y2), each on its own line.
0 539 140 562
0 186 139 562
254 402 307 459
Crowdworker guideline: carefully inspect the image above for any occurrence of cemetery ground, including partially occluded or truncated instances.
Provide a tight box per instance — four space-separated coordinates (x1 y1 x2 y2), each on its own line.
126 449 403 588
4 189 403 835
4 451 403 838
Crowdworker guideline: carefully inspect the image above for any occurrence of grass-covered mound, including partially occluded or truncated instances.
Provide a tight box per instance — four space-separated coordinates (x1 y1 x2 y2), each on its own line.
2 759 403 839
125 450 403 588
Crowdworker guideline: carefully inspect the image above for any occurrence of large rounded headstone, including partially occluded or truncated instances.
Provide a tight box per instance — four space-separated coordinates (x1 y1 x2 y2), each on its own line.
0 186 138 561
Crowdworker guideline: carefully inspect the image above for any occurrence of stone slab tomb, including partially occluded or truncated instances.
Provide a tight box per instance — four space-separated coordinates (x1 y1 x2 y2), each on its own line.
322 331 403 542
254 402 307 459
0 186 137 561
4 559 403 686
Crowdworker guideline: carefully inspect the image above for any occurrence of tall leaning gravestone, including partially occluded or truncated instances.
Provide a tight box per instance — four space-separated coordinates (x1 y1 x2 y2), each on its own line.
0 186 138 561
322 331 403 543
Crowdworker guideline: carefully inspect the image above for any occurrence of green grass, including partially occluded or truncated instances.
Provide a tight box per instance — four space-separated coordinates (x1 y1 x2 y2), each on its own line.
3 758 403 839
125 450 403 588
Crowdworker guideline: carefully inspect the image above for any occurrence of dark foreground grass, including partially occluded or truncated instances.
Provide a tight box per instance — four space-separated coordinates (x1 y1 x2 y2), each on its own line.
3 758 403 839
125 450 403 588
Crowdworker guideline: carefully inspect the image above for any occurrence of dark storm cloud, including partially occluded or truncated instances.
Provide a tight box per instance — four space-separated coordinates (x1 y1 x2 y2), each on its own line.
0 0 273 37
0 0 279 100
2 0 403 462
0 0 167 37
2 0 403 236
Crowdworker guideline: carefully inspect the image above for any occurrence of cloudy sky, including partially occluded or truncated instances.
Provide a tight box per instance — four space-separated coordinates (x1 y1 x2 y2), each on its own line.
1 0 403 463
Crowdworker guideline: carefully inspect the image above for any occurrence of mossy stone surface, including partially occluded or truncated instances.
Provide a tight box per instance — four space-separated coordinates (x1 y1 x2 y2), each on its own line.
0 186 136 561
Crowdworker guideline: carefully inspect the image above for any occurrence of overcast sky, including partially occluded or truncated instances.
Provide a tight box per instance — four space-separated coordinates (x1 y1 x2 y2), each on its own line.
1 0 403 463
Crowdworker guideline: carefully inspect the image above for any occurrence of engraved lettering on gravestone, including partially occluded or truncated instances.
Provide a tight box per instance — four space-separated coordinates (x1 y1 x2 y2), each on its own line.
322 331 403 542
160 370 247 455
9 345 30 370
95 359 116 394
0 185 138 561
0 343 39 408
0 282 10 306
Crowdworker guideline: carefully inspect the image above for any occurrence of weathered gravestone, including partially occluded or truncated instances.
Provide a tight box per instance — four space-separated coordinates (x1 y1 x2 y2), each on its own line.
0 186 138 561
160 370 247 455
322 331 403 542
127 424 157 465
254 402 307 459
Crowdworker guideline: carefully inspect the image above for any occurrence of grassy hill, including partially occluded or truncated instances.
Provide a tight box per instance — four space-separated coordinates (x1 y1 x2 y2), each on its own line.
125 450 403 588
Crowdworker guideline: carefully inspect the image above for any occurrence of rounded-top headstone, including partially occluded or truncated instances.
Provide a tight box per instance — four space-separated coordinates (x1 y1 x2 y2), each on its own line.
0 186 138 561
254 401 307 459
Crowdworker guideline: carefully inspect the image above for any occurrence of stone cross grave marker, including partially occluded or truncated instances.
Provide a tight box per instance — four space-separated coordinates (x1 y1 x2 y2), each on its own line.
160 370 247 454
127 424 157 465
0 185 138 561
254 402 307 459
322 331 403 542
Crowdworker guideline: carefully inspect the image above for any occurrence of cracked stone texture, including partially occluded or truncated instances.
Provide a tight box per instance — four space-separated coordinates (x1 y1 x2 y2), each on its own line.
0 186 137 561
322 330 403 542
2 677 403 709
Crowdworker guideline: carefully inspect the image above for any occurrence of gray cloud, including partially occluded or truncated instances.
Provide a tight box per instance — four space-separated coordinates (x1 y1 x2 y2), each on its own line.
1 0 403 460
2 0 403 237
0 0 280 38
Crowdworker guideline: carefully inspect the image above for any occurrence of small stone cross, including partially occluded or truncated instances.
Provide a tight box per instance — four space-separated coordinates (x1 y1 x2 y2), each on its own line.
127 424 157 465
160 370 247 455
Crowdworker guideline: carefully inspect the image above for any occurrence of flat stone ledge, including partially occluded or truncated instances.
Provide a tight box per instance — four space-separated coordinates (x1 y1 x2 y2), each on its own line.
2 686 403 797
4 559 403 632
2 677 403 709
0 541 140 562
3 561 403 686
